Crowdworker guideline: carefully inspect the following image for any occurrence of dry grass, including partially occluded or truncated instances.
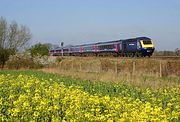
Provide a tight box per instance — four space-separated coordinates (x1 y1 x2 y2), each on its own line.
55 56 180 76
41 67 180 89
41 56 180 89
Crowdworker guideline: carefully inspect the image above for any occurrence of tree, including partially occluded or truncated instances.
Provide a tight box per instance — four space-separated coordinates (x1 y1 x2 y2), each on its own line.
175 48 180 56
0 48 15 69
0 16 32 51
30 43 49 57
0 17 7 49
0 16 32 68
43 43 53 49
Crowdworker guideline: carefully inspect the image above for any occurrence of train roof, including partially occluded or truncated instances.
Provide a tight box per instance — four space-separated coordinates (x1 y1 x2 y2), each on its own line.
136 37 151 40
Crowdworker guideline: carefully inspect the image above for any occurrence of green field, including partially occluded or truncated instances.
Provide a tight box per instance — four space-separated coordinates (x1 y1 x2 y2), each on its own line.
0 70 179 121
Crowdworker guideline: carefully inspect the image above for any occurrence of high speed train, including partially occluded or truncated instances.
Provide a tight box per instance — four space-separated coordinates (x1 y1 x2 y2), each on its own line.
49 37 155 57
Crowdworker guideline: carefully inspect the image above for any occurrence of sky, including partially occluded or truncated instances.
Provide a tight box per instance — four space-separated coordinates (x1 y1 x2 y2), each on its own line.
0 0 180 51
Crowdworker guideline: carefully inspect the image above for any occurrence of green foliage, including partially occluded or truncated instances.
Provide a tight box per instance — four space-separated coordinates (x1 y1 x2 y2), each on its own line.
30 43 49 57
0 48 15 69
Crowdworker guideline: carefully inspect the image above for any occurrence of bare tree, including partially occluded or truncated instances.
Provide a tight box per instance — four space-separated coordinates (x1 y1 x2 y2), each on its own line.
8 21 18 49
0 17 7 49
0 16 32 51
175 48 180 56
0 16 32 68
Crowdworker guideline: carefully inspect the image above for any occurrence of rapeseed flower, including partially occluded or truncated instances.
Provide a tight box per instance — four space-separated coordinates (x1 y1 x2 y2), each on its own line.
0 74 179 121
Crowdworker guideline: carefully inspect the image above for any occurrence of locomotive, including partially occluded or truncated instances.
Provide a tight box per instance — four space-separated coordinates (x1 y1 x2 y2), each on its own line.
49 37 155 57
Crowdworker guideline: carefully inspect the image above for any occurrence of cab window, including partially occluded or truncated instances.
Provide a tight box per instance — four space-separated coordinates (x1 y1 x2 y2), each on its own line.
143 40 152 44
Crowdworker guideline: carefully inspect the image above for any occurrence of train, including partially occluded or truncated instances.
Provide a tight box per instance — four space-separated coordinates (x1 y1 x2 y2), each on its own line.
49 37 155 57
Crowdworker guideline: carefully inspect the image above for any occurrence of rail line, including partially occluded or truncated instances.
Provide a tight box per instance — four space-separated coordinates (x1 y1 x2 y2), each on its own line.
53 55 180 60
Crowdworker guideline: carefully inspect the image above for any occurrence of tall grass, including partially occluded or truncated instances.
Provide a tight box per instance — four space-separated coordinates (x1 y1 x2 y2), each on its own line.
42 57 180 89
55 57 180 77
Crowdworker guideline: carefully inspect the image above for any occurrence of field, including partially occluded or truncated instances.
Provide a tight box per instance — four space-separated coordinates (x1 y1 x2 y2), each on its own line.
42 56 180 89
0 70 179 121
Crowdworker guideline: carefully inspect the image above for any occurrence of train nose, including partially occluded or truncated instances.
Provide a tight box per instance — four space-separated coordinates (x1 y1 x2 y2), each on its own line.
141 47 155 56
147 50 151 52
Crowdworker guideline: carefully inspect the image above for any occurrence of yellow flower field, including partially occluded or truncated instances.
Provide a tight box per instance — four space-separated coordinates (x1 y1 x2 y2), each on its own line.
0 73 179 121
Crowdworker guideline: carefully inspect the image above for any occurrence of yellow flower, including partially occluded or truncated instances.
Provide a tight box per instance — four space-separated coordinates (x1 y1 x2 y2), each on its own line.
0 73 179 121
12 108 20 116
33 111 40 117
0 98 3 105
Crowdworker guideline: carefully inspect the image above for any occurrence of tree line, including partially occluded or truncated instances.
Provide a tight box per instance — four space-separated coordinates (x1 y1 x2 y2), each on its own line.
154 48 180 56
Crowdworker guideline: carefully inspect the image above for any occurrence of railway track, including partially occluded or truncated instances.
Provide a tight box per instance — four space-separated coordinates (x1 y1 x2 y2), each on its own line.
52 55 180 61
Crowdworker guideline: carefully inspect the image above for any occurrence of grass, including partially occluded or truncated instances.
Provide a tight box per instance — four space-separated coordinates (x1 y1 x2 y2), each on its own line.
41 67 180 90
55 56 180 77
42 56 180 89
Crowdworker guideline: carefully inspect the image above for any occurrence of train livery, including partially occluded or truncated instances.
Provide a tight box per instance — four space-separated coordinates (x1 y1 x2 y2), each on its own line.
49 37 155 57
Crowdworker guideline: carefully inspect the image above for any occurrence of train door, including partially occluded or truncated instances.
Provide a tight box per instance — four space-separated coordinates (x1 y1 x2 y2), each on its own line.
118 41 122 54
123 43 127 52
137 40 141 50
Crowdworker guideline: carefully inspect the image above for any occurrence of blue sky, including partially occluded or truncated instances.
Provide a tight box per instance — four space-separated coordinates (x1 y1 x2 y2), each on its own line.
0 0 180 50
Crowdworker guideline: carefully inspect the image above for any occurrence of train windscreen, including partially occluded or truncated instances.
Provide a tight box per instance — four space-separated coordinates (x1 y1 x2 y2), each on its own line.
143 40 152 45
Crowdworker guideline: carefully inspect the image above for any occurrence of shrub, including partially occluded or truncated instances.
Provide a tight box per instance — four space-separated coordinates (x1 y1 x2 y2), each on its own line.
6 53 35 69
30 43 49 57
0 48 15 69
33 55 56 67
5 53 55 69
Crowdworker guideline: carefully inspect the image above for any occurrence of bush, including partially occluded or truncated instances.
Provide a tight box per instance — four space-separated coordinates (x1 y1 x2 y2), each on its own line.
6 53 35 69
5 53 55 69
0 48 15 69
30 43 49 57
33 55 56 67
